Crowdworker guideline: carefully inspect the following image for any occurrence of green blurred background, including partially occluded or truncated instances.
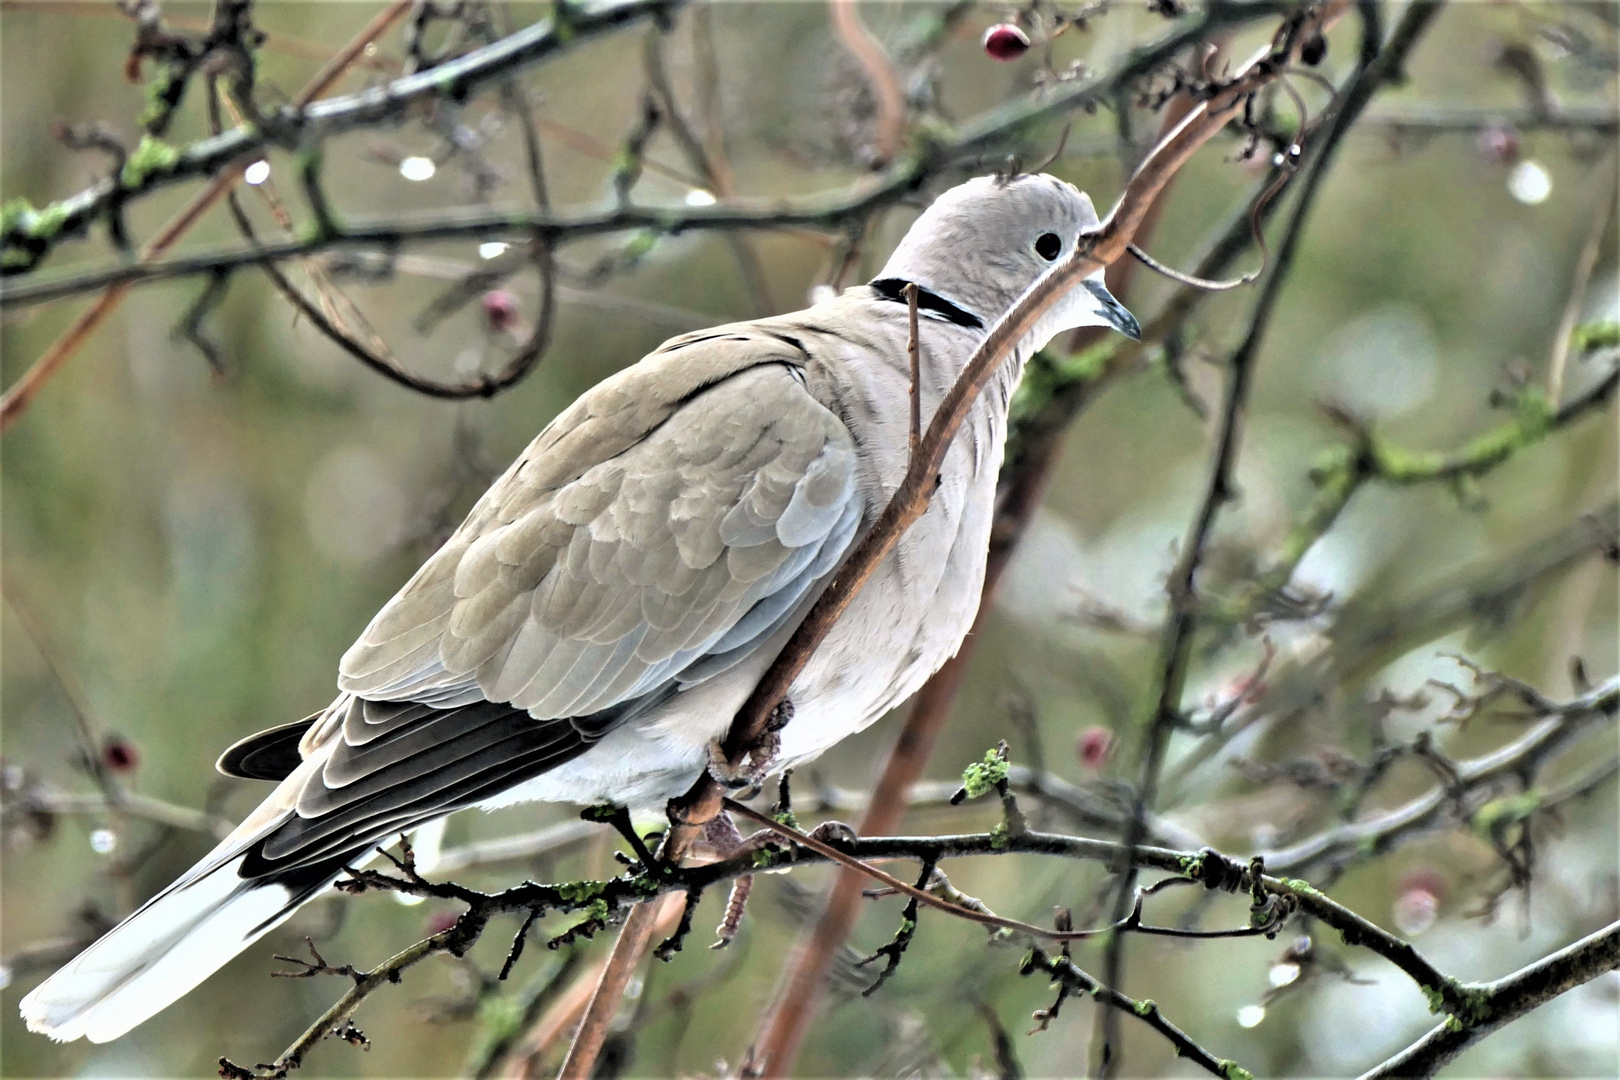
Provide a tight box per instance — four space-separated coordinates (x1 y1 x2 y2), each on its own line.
2 2 1616 1077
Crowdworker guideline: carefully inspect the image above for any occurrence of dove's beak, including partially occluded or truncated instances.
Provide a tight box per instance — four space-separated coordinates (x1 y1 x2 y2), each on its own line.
1084 275 1141 341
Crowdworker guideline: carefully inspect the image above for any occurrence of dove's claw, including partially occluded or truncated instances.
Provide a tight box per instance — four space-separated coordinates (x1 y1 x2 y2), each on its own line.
807 820 859 848
704 739 752 790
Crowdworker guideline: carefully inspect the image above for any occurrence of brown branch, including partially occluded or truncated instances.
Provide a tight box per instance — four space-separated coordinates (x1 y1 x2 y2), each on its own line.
745 59 1206 1077
0 0 414 433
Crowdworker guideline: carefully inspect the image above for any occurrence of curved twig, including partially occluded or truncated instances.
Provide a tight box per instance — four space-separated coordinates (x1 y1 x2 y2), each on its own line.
1127 240 1262 291
827 0 905 166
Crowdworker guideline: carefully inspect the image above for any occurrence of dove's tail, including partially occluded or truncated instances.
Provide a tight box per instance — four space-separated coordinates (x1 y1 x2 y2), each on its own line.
20 695 588 1043
18 851 339 1043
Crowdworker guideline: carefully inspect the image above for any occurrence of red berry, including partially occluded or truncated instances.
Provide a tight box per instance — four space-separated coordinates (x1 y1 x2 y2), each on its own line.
982 23 1031 61
1475 123 1521 166
481 289 519 333
1076 726 1112 770
1392 869 1445 936
101 738 137 774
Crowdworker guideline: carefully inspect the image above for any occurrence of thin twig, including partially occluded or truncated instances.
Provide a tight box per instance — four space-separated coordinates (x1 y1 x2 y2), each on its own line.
1024 948 1245 1079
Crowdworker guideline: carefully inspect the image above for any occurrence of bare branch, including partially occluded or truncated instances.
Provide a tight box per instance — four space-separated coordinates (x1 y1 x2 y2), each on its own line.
1358 920 1620 1080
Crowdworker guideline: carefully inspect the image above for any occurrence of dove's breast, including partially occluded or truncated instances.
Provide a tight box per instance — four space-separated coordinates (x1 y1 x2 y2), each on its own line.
768 328 1013 769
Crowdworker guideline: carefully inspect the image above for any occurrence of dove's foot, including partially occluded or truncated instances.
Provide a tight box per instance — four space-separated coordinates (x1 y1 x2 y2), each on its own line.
745 699 794 785
701 810 746 856
702 698 796 797
698 810 767 950
806 819 858 849
704 740 754 791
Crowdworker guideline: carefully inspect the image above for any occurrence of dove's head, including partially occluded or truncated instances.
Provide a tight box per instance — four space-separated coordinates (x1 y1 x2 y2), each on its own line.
873 173 1139 349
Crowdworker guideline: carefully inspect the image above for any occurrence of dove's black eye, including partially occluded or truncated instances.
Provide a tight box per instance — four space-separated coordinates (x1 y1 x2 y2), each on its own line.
1035 232 1062 260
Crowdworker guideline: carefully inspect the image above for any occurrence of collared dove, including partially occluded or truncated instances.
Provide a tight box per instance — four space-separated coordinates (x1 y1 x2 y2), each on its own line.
21 173 1139 1043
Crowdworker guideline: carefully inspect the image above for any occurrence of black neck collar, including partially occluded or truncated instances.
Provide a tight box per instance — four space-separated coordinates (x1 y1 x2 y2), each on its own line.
868 278 984 330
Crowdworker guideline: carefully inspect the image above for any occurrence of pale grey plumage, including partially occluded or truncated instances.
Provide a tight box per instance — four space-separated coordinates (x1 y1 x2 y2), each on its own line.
336 340 860 719
21 173 1138 1044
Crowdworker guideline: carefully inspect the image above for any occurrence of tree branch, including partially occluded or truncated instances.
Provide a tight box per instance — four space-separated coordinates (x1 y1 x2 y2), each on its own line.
0 1 1301 310
0 0 687 274
1357 919 1620 1080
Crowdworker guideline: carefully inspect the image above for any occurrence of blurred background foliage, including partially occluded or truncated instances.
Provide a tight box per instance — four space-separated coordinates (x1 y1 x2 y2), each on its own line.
1 2 1616 1077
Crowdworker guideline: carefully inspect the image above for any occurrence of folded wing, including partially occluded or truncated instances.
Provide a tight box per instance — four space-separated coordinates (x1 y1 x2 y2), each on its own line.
338 333 862 723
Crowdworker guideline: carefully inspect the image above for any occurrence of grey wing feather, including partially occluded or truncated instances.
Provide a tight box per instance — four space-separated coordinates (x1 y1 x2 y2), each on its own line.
336 334 863 723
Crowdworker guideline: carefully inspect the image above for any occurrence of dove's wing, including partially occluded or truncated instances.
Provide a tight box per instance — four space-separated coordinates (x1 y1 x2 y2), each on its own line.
213 329 863 879
338 327 862 718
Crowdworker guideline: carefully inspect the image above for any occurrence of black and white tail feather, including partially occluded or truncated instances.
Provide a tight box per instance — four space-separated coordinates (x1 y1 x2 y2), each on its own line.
20 695 599 1043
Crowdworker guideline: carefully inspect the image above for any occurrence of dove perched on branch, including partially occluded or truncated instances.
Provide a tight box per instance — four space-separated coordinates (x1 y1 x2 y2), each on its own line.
21 173 1139 1043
